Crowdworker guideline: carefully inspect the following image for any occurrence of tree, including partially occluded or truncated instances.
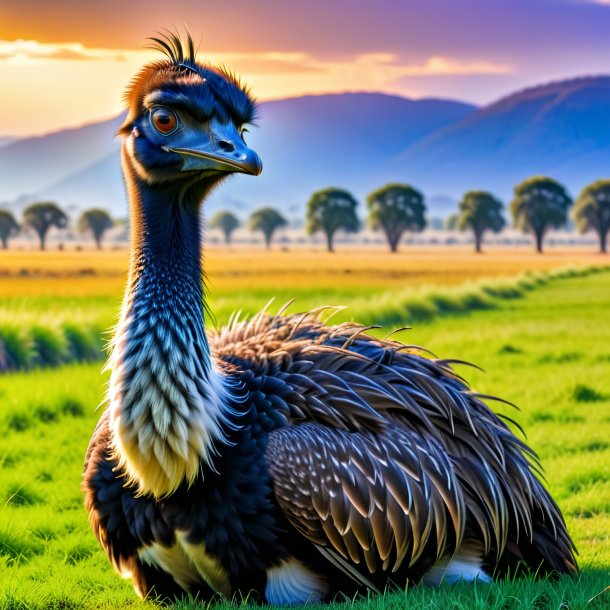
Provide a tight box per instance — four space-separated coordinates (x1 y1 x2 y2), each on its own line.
510 176 572 253
455 190 505 253
367 183 426 252
573 179 610 253
209 210 240 245
0 209 19 249
249 207 287 249
78 208 114 249
22 202 68 250
306 188 359 252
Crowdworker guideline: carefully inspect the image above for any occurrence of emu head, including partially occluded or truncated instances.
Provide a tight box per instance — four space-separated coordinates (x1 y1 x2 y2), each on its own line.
118 32 262 193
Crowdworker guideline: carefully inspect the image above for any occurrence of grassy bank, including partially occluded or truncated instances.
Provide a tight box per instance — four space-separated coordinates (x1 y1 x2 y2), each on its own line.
1 263 607 372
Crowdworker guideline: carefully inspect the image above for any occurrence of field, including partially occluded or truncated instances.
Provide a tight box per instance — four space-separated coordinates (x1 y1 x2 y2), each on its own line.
0 246 607 370
1 246 610 609
0 245 604 299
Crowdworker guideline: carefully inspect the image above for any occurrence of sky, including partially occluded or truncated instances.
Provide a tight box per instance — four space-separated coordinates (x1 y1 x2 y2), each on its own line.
1 0 610 137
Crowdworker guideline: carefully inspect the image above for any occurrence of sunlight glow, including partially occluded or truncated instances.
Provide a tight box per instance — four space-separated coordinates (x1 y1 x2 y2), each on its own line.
0 39 512 137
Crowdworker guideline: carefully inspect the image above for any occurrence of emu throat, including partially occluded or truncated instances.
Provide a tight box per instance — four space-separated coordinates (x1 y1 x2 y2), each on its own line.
108 153 229 498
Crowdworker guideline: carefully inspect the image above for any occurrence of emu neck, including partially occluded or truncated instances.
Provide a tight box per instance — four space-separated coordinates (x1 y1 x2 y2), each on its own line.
128 181 204 300
126 177 206 343
108 152 229 499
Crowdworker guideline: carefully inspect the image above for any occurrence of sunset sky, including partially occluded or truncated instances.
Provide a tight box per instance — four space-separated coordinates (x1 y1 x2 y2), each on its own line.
2 0 610 137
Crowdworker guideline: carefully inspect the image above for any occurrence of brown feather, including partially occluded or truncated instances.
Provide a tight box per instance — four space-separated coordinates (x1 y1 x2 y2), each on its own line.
214 310 577 582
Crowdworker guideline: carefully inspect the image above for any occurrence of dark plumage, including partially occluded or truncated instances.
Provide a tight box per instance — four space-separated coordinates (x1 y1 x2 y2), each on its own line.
83 32 576 605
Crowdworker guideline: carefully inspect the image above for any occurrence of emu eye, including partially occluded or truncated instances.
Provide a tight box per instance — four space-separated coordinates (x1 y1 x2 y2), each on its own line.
151 108 178 135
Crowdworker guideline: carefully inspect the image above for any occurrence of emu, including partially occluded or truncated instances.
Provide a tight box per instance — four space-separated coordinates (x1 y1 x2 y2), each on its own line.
83 33 576 604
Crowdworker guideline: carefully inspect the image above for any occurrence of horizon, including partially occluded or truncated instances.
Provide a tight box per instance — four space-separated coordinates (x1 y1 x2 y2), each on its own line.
2 0 610 137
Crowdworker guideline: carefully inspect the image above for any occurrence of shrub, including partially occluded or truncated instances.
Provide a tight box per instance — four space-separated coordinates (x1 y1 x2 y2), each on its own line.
6 412 32 432
403 298 438 322
62 323 102 362
499 344 523 355
572 384 605 403
34 405 59 424
60 398 85 418
457 288 494 311
0 327 33 370
31 326 68 367
480 281 524 299
427 292 465 314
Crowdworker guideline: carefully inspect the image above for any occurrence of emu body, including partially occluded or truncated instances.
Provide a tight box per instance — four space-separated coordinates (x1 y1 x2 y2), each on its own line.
83 33 576 604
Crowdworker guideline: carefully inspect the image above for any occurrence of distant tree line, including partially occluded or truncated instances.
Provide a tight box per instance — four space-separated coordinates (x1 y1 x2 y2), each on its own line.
210 176 610 254
0 202 114 250
1 176 609 253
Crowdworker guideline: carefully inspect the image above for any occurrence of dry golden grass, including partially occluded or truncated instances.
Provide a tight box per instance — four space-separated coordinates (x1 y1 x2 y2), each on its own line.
0 244 606 298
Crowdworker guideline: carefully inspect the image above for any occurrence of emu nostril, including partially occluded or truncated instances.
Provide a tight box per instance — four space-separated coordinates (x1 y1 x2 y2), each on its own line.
218 140 235 152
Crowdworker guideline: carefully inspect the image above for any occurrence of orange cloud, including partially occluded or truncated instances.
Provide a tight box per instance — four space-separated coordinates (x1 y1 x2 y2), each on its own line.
0 39 512 136
0 39 126 63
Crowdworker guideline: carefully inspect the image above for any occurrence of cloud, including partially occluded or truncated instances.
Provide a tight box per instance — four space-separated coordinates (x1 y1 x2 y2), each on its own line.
0 38 514 136
206 51 512 99
0 39 126 63
205 51 513 103
44 48 123 61
257 51 511 82
404 56 512 76
0 39 511 78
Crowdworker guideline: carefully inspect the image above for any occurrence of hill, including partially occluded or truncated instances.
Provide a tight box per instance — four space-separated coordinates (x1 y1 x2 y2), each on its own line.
0 136 17 149
0 93 475 215
2 77 610 218
384 76 610 199
0 114 124 204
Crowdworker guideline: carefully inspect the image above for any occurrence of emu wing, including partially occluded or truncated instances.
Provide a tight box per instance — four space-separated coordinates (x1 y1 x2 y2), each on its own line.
266 420 465 576
214 311 576 579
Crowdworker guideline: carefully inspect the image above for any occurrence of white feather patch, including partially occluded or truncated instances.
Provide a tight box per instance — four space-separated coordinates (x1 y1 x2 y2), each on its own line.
265 558 327 606
422 548 491 586
107 293 232 498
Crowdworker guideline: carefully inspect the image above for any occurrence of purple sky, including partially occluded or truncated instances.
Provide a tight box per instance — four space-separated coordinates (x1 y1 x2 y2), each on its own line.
2 0 610 135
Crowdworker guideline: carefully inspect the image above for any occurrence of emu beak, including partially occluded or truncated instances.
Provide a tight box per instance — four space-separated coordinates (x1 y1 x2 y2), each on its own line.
165 145 262 176
162 119 262 176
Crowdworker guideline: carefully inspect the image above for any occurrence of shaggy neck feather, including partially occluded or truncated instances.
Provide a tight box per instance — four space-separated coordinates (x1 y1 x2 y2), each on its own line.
108 148 231 498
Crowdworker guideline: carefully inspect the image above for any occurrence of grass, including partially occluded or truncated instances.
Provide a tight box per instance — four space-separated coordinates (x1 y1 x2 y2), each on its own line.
1 244 607 371
1 263 610 608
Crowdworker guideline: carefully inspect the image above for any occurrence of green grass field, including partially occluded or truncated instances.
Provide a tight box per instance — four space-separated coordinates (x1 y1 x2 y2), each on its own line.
1 267 610 609
0 247 607 371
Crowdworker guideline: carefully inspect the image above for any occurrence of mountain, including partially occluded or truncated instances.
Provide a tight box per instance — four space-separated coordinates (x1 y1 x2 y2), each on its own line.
0 114 124 202
383 76 610 199
2 77 609 219
0 93 475 215
0 136 17 149
46 154 126 216
206 93 476 215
